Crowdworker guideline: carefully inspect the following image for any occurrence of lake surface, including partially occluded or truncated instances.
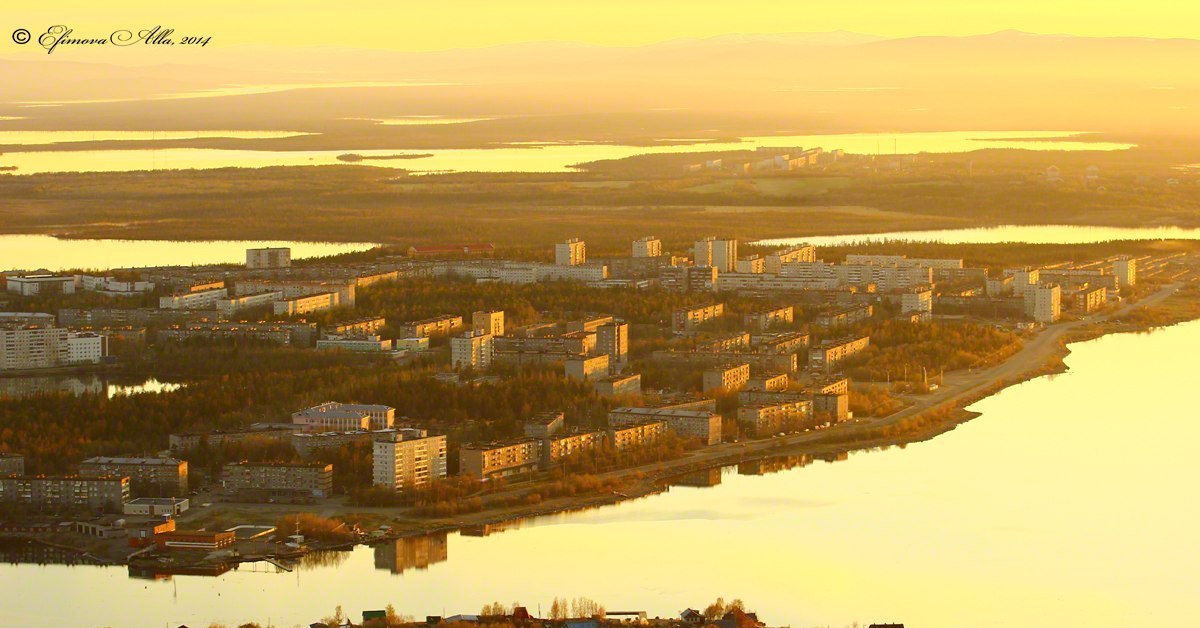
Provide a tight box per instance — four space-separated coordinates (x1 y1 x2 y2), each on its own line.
0 235 378 271
758 223 1200 247
0 131 1135 175
0 375 182 400
2 320 1198 627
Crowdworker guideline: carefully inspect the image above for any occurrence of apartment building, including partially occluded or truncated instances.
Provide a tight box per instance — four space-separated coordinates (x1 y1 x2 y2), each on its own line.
0 475 129 512
1025 283 1062 323
245 247 291 269
737 389 810 406
541 430 605 468
808 335 870 371
222 462 333 502
217 291 283 317
292 402 395 431
694 237 738 272
79 457 188 497
985 275 1014 297
459 438 541 480
844 254 963 270
523 412 565 438
372 430 448 493
815 304 873 329
1008 268 1040 296
316 335 394 353
291 428 399 458
157 322 316 346
595 322 629 372
0 453 25 476
594 373 642 398
632 236 662 258
607 420 668 450
66 332 107 364
736 256 766 274
5 275 76 296
672 303 725 333
751 331 810 354
697 332 751 353
901 287 934 315
660 265 718 293
764 245 817 274
235 279 357 308
159 286 228 310
495 331 594 355
744 305 794 330
471 310 505 337
399 315 464 338
737 401 813 437
168 424 299 452
651 349 798 373
564 354 609 380
555 238 587 266
608 407 723 446
745 373 789 392
1073 285 1109 313
1113 256 1137 288
451 331 494 370
273 291 339 316
702 363 751 392
813 391 850 422
0 324 68 370
327 316 387 337
566 314 614 333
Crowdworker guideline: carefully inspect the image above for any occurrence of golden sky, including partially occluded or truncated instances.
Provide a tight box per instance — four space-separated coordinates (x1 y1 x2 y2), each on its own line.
4 0 1196 51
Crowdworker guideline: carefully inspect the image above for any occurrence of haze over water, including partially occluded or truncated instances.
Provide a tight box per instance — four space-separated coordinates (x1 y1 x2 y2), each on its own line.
2 319 1197 627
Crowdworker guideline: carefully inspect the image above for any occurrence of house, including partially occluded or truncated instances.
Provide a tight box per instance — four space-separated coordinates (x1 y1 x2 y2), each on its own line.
680 609 705 625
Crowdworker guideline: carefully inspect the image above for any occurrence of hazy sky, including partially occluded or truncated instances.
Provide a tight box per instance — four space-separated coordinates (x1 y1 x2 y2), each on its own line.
4 0 1197 51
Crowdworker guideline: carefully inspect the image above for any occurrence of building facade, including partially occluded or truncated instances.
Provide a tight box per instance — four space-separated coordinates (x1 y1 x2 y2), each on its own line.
372 430 449 493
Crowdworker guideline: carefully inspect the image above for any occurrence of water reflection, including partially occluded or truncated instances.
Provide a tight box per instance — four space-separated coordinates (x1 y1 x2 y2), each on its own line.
0 375 183 400
373 533 449 574
758 224 1200 247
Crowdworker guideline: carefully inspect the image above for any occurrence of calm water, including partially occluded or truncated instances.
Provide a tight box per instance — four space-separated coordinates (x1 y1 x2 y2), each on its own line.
2 320 1198 627
0 131 1135 175
758 224 1200 247
0 235 377 271
0 376 182 400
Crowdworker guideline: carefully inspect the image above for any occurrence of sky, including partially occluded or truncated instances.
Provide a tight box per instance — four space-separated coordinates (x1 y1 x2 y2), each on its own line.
2 0 1198 52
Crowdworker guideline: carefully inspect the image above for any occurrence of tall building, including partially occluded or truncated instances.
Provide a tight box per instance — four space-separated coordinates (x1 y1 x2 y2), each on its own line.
459 438 541 479
451 331 494 369
1025 283 1062 323
0 323 68 370
79 457 188 497
694 237 738 272
595 321 629 372
632 236 662 258
372 429 448 493
472 310 505 337
694 237 715 267
246 247 292 269
1113 256 1137 288
66 332 107 364
223 462 333 501
555 238 587 266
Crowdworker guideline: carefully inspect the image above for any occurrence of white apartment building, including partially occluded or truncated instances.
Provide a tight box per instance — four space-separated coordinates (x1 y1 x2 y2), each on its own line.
273 291 339 316
555 238 587 266
736 256 766 274
1025 283 1062 323
372 430 448 493
246 247 292 269
292 402 396 431
695 237 738 272
632 236 662 258
66 332 107 364
472 310 505 337
217 291 283 317
0 324 68 370
159 287 228 310
901 288 934 315
451 331 494 369
1009 268 1040 296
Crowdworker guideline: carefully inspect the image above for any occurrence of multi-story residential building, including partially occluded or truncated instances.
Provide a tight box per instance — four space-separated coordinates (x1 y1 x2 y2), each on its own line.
811 375 850 395
0 453 24 476
1073 285 1108 312
372 429 448 493
660 265 718 293
564 354 609 380
764 245 817 274
0 323 68 370
1009 268 1040 296
5 275 76 296
0 312 55 326
245 247 291 269
168 424 300 452
222 462 333 502
541 430 605 467
291 429 399 458
471 310 505 337
901 287 934 315
0 475 129 512
459 438 541 480
985 275 1014 297
66 332 107 364
607 420 668 450
523 412 565 438
327 316 387 337
737 389 811 406
555 238 587 266
159 286 228 310
156 322 316 346
632 236 662 258
744 306 793 330
608 407 723 446
737 401 813 436
565 314 614 333
813 391 850 422
235 279 357 308
736 256 766 274
1025 283 1062 323
495 331 594 355
595 322 629 372
746 373 789 392
702 363 751 392
394 337 431 352
751 331 810 354
697 332 751 353
844 254 963 270
594 373 642 398
451 331 494 370
815 304 874 329
79 457 188 497
292 402 395 431
809 335 870 371
273 291 339 316
217 291 283 317
77 275 155 296
398 315 464 338
672 303 725 333
315 335 394 352
1113 256 1137 288
651 349 798 373
700 238 738 273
